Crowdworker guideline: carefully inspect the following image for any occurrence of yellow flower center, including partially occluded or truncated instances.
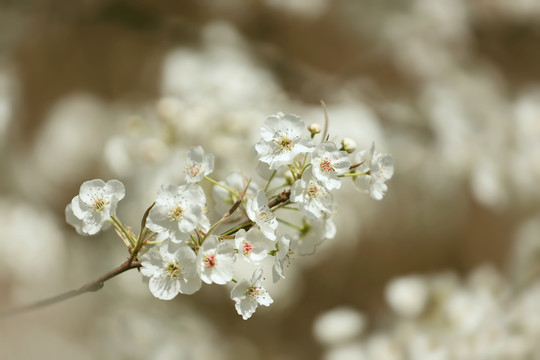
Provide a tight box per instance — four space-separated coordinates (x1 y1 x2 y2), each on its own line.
169 205 183 220
276 135 293 151
167 263 181 278
93 197 108 211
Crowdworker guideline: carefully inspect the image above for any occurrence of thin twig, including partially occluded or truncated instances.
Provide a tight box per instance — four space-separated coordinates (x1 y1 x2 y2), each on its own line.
1 190 293 318
220 189 292 237
203 179 252 242
1 259 141 318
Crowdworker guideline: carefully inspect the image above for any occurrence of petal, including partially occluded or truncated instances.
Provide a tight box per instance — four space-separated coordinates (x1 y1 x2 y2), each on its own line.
149 275 180 300
256 290 273 307
70 196 87 219
104 179 125 200
179 275 202 295
231 281 250 301
234 229 248 250
65 203 84 235
236 298 258 320
187 146 205 165
203 153 215 176
81 211 105 235
79 179 106 204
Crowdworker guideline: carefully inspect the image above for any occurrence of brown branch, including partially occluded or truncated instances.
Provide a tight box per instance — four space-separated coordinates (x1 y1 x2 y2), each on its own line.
268 189 291 208
225 178 251 218
1 190 293 317
0 259 141 318
220 189 292 237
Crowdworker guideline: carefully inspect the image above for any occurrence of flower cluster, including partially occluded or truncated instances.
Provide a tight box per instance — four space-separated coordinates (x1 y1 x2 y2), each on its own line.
65 111 393 320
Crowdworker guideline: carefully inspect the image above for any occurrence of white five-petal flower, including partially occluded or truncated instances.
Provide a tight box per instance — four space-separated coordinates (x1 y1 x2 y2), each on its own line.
197 235 235 285
230 268 273 320
146 184 206 242
292 217 336 256
246 190 278 241
212 172 259 215
254 112 314 170
311 142 351 190
290 170 334 219
68 179 125 235
140 240 201 300
234 228 273 265
353 143 394 200
185 146 215 183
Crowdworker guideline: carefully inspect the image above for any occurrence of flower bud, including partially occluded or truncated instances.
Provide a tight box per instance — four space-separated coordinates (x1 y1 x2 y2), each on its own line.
308 123 321 138
284 170 295 185
340 137 357 154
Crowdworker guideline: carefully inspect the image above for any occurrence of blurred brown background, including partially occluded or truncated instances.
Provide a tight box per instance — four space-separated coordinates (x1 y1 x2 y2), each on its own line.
1 1 540 359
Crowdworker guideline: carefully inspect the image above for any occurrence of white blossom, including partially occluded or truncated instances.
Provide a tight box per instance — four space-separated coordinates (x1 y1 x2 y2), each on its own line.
68 179 125 235
234 228 273 265
140 240 201 300
246 190 278 240
292 217 336 255
311 141 351 190
197 235 235 285
290 170 334 220
212 172 259 214
353 143 394 200
273 234 291 283
230 268 273 320
146 184 206 242
255 112 314 169
185 145 215 183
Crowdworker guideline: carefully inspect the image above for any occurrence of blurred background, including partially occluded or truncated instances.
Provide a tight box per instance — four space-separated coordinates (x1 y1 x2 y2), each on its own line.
1 0 540 359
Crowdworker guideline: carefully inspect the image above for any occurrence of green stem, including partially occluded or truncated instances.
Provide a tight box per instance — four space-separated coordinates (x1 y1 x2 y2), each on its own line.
111 215 136 247
278 205 300 211
298 163 312 178
301 153 309 169
146 240 164 245
339 171 369 178
264 170 277 193
220 221 254 236
277 218 303 231
204 176 239 197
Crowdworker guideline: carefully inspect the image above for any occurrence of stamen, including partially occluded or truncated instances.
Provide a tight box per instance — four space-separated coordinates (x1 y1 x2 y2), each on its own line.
320 157 335 173
204 253 217 268
247 285 263 298
92 195 108 211
169 205 184 220
243 242 254 255
167 263 181 278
